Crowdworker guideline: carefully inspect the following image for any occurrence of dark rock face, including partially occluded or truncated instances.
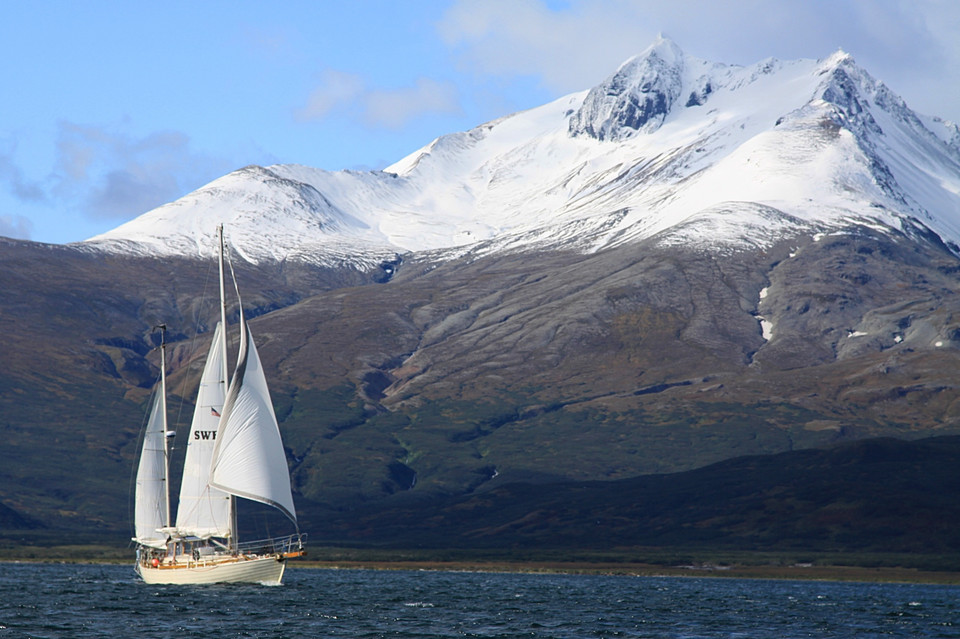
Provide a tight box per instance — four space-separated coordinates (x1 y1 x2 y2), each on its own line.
821 66 884 138
685 80 712 107
569 39 684 141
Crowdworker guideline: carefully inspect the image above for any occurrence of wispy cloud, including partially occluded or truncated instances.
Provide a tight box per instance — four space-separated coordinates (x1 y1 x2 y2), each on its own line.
297 70 461 129
0 143 46 239
0 147 47 204
365 78 461 129
243 24 299 59
437 0 650 92
297 70 366 121
52 122 232 221
436 0 960 121
0 214 33 240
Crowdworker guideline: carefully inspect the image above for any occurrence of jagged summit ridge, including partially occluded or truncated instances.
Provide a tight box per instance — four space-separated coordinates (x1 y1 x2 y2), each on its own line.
83 39 960 265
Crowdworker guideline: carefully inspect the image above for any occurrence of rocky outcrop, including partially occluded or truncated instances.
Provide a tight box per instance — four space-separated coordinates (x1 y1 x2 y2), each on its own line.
569 37 684 141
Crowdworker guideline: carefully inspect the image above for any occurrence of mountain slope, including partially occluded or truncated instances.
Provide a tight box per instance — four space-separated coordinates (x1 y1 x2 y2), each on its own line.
262 222 960 510
318 435 960 555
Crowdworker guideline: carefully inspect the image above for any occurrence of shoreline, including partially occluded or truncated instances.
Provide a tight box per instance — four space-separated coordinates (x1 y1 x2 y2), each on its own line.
4 554 959 585
289 559 960 585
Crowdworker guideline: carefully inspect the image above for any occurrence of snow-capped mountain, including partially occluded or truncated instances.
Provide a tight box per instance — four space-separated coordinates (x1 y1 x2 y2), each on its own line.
83 37 960 266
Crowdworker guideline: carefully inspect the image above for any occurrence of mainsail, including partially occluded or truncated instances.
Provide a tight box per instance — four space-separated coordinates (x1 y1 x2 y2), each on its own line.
174 322 232 538
133 390 169 549
210 314 297 524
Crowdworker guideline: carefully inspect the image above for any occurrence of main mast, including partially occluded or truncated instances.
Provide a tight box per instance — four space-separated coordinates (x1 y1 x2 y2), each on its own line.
217 224 238 550
158 323 171 529
217 225 229 409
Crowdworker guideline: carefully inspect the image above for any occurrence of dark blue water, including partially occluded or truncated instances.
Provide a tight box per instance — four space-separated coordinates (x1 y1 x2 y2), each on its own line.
0 563 957 638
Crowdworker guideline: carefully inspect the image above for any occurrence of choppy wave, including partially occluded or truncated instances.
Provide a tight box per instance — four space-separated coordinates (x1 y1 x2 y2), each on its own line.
0 563 957 637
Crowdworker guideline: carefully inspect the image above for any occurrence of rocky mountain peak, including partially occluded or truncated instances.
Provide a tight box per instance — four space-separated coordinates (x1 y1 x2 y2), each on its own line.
568 36 685 141
814 51 886 137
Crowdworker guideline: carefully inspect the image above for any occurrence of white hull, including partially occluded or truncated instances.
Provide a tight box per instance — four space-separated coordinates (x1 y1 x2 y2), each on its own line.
136 554 287 585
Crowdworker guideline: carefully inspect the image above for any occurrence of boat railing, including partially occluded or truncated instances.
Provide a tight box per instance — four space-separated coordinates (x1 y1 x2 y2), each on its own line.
235 533 306 557
136 534 307 569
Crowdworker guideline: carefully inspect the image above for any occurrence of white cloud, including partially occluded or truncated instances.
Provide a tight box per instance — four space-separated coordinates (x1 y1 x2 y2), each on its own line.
297 71 460 129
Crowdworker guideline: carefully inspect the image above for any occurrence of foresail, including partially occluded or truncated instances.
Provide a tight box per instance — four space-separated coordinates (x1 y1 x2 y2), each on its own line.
175 322 232 538
209 316 297 524
134 391 169 549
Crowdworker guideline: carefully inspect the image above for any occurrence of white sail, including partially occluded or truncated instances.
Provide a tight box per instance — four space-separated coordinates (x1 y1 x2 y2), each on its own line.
133 390 169 549
209 315 297 523
174 322 232 538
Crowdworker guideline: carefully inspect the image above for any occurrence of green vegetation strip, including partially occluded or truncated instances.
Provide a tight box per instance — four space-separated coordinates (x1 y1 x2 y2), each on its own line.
6 544 959 584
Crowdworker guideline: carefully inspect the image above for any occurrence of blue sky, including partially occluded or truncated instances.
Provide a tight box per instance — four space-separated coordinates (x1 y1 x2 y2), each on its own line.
3 0 959 245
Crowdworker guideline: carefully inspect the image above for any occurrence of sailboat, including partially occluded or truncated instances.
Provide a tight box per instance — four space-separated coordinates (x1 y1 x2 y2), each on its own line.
132 225 305 585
